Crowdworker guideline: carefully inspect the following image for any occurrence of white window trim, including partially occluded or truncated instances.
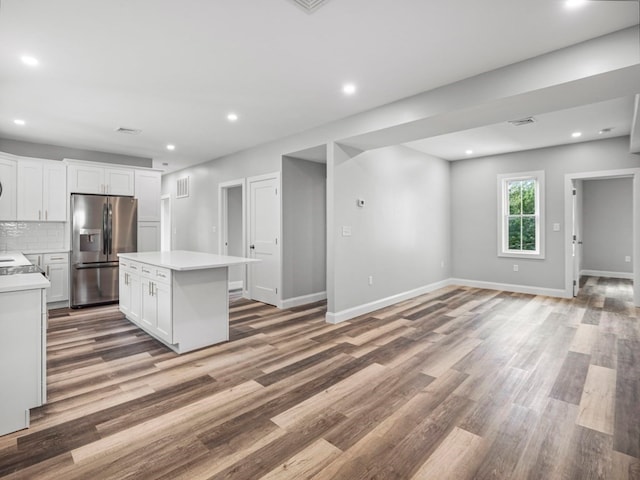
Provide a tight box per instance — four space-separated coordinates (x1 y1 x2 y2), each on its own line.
497 170 545 259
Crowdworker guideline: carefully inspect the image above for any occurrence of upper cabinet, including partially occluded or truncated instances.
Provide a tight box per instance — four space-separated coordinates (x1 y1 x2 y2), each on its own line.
67 162 134 196
17 159 67 222
134 169 161 221
0 156 17 221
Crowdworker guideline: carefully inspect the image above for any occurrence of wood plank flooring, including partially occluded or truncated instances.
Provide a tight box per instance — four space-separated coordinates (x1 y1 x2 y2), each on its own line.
1 276 639 479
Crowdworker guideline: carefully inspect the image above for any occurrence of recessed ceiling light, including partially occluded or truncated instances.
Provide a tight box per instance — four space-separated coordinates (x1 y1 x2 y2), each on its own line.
571 132 582 138
465 149 473 155
13 119 26 126
166 144 176 151
342 83 357 95
565 0 586 8
20 55 39 66
227 113 238 122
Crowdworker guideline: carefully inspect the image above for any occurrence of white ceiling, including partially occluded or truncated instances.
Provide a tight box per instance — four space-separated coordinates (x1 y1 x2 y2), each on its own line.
405 96 636 161
0 0 638 173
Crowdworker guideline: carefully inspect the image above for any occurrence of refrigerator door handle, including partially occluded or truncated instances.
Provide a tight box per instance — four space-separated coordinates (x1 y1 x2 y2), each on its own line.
108 203 113 255
102 203 108 256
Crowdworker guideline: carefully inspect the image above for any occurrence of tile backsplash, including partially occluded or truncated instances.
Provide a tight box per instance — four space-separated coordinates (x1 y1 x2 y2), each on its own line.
0 222 66 252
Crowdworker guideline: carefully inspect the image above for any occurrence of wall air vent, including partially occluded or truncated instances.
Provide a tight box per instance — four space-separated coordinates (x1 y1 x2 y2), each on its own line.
115 127 142 135
508 117 536 127
288 0 330 13
176 177 190 198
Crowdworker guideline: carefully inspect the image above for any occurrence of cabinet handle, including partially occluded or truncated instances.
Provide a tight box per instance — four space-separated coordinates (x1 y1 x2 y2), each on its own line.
45 210 48 221
46 266 50 276
39 210 42 220
49 257 64 261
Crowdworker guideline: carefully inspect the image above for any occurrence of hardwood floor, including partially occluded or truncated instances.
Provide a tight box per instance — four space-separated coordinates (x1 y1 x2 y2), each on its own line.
1 276 639 479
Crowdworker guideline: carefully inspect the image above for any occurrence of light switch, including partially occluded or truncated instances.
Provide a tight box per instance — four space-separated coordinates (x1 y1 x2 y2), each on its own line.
342 226 352 237
552 223 560 232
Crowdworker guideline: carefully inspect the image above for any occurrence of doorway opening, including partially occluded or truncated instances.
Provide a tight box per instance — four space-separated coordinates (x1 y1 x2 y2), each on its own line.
160 194 171 252
565 168 640 306
219 179 246 295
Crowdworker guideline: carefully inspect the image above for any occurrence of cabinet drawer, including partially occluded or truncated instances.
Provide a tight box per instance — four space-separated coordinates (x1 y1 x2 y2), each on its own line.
154 267 171 283
126 261 141 272
44 253 68 264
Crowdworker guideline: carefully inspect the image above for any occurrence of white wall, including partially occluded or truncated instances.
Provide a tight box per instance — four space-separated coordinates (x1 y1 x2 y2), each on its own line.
582 177 633 274
329 145 451 315
451 136 639 290
282 157 326 300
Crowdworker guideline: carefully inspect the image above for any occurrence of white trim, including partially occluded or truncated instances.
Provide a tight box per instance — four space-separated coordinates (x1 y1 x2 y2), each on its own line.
325 279 452 324
564 168 640 306
228 280 244 291
451 278 569 299
580 270 633 280
497 170 545 259
281 291 327 309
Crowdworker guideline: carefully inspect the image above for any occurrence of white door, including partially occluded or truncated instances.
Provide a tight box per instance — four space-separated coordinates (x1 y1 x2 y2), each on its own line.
248 174 280 306
17 160 43 221
572 180 582 296
43 163 67 221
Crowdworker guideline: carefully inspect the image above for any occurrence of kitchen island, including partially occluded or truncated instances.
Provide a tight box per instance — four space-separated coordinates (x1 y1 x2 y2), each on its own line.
118 250 257 354
0 252 49 436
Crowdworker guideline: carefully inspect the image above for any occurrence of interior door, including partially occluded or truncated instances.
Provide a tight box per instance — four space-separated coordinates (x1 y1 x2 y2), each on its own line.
248 174 280 306
572 180 583 296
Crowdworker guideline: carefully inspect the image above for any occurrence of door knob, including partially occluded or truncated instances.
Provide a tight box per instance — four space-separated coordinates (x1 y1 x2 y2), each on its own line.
249 244 255 250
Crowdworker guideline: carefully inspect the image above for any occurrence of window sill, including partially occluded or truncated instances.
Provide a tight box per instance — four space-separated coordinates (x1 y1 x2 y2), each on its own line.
498 251 545 260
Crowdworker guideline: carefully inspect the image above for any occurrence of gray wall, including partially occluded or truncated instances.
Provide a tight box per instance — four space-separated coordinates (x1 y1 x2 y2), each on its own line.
451 136 639 290
162 155 279 253
227 186 244 283
0 138 152 167
582 177 633 274
331 145 451 313
282 157 326 300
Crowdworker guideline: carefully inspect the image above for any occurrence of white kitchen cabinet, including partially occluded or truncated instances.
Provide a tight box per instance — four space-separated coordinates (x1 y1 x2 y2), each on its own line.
138 221 160 252
17 159 66 222
67 162 134 195
0 155 17 221
0 286 47 436
139 264 172 343
135 169 161 221
119 259 141 324
25 252 69 304
43 253 69 303
118 251 255 354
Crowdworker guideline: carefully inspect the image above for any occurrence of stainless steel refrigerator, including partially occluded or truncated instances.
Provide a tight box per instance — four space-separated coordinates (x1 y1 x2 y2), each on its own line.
71 194 137 308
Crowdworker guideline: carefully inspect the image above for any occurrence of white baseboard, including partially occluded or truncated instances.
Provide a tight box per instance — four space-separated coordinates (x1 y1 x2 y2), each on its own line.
450 278 570 299
281 291 327 309
580 269 633 280
228 281 243 291
325 279 452 324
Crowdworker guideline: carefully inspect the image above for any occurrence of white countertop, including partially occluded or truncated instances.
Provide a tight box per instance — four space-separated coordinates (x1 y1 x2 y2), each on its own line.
0 252 50 293
118 250 259 271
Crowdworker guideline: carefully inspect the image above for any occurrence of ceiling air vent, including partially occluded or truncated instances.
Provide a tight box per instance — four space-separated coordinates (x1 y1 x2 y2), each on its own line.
288 0 330 13
176 177 190 199
115 127 142 135
508 117 536 127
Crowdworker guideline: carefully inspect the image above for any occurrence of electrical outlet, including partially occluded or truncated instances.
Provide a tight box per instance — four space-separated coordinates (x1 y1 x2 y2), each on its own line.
625 256 631 263
368 275 373 286
513 264 519 272
342 226 352 237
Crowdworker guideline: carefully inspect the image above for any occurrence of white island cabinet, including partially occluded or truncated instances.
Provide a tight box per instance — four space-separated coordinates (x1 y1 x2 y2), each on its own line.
0 252 49 436
118 251 257 354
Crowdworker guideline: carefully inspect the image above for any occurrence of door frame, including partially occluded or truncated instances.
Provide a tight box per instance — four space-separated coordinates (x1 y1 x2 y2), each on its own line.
564 168 640 306
247 172 282 306
218 179 247 296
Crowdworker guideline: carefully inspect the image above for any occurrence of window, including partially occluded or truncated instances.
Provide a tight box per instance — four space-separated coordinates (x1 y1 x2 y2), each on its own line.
498 171 544 258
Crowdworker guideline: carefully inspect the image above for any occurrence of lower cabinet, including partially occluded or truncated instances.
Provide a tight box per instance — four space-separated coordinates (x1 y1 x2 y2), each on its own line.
123 262 172 344
119 260 141 324
24 252 69 305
